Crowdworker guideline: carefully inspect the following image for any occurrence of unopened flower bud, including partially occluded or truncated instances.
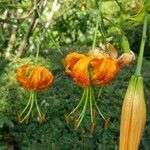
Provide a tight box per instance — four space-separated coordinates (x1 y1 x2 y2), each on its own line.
119 75 146 150
117 51 135 67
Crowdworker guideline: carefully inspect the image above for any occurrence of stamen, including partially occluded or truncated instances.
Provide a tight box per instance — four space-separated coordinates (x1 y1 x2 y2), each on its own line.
90 122 96 134
42 113 46 122
21 92 34 123
104 117 110 129
91 88 106 120
72 111 77 117
64 114 70 124
92 108 96 122
31 111 34 118
89 87 94 123
74 120 79 129
18 114 22 124
26 115 30 125
77 88 89 128
69 88 86 116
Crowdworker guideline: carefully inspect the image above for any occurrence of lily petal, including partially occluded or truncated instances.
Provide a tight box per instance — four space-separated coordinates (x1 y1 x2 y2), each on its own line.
65 52 86 76
72 56 92 87
107 43 118 59
117 51 135 67
92 57 119 85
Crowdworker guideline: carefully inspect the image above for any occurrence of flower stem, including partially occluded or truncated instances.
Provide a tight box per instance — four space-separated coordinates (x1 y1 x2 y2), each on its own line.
99 1 107 50
114 0 125 12
91 1 101 55
135 13 148 76
35 28 45 64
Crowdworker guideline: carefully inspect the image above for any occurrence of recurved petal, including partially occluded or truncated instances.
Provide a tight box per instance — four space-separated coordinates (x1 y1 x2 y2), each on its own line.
65 52 86 76
38 67 54 90
117 51 135 67
28 66 54 90
28 67 42 90
107 43 118 59
92 57 119 86
16 64 33 88
16 64 28 84
72 56 92 87
90 57 103 78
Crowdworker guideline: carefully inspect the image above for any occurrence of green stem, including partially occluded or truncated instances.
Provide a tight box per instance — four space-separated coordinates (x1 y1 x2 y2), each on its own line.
89 87 93 124
49 32 63 56
91 1 101 55
77 87 89 128
21 91 34 123
69 88 86 115
99 1 107 50
135 13 148 76
114 0 125 13
35 28 45 64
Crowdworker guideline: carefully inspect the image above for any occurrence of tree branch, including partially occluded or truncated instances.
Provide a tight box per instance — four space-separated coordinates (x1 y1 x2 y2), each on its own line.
16 11 38 58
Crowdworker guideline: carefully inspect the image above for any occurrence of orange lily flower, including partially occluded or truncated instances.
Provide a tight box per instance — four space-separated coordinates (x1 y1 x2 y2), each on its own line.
16 64 54 124
65 43 135 87
16 64 54 90
64 43 135 131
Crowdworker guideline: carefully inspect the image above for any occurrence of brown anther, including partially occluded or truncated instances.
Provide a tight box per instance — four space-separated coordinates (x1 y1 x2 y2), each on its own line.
82 128 86 134
64 114 70 124
26 116 30 125
42 113 46 122
73 111 77 117
104 117 110 129
73 120 79 129
92 109 96 121
17 114 22 124
90 122 96 134
31 111 34 118
39 115 43 123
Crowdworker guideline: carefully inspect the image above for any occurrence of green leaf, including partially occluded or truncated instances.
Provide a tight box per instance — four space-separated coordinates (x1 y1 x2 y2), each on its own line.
0 18 18 25
129 12 145 23
0 27 5 42
0 114 14 128
0 2 16 9
0 146 6 150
